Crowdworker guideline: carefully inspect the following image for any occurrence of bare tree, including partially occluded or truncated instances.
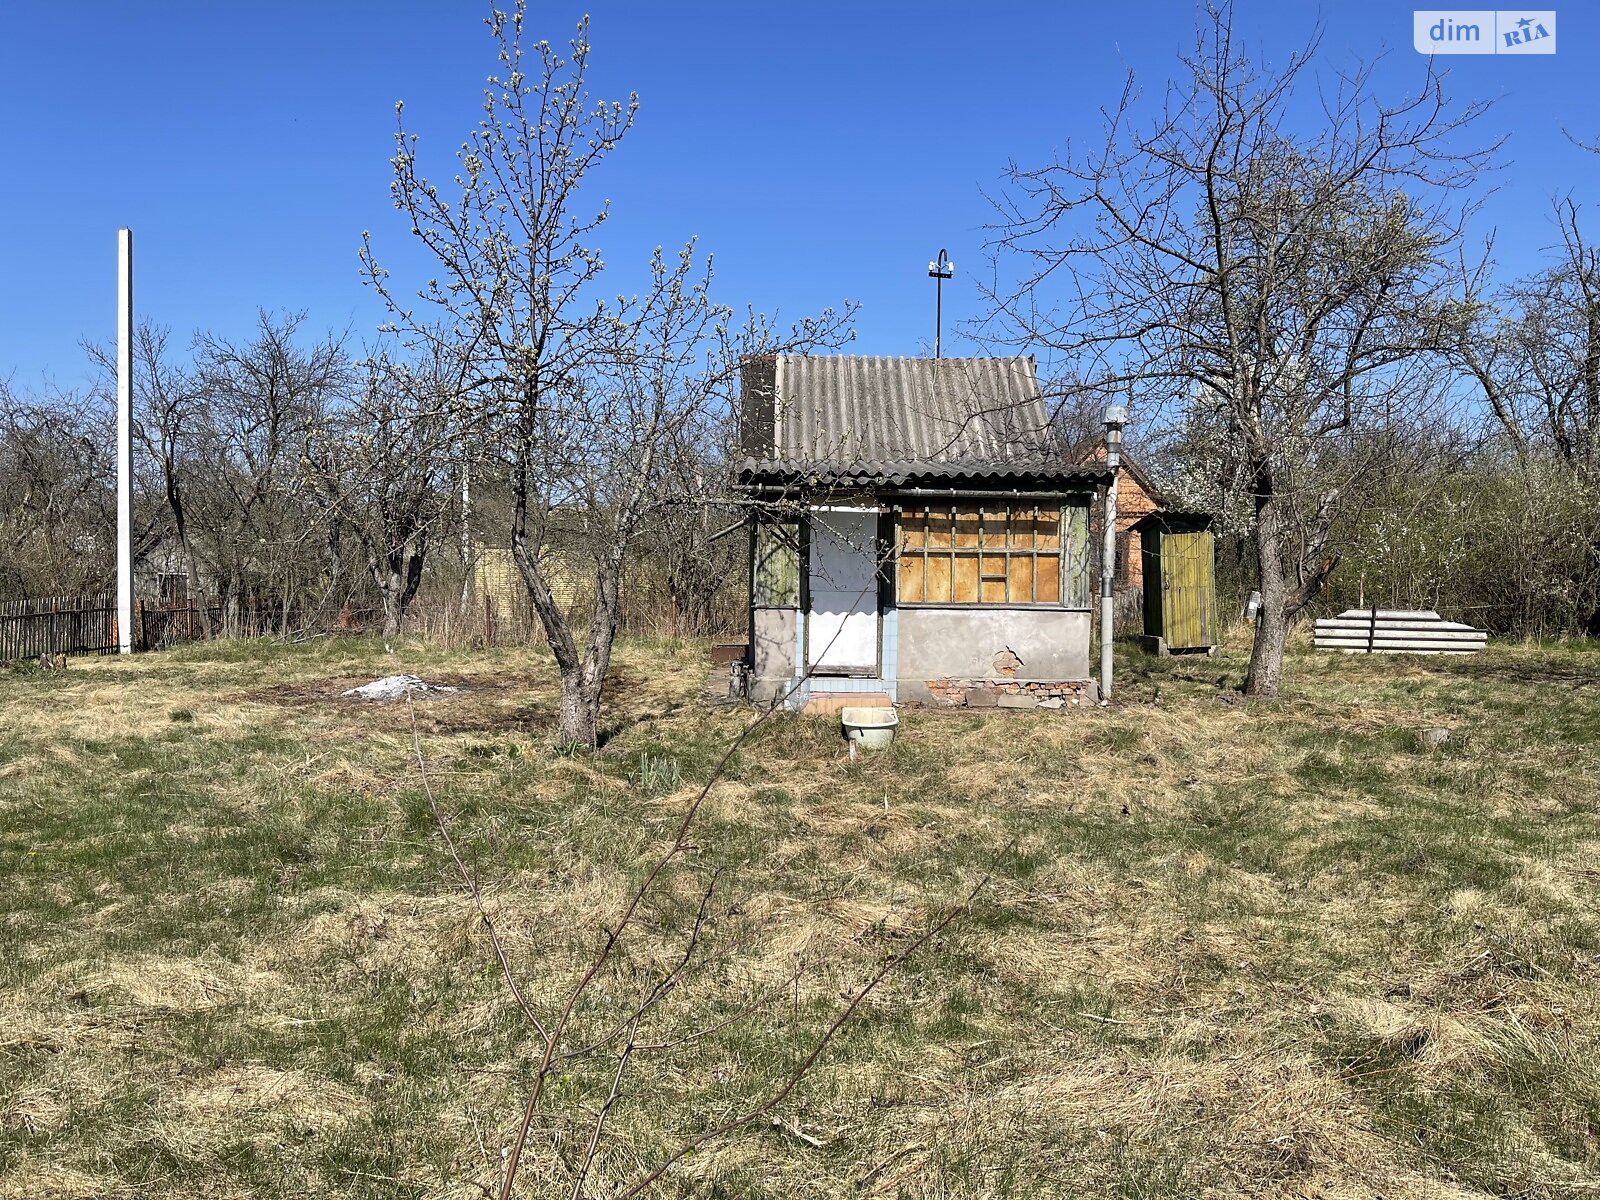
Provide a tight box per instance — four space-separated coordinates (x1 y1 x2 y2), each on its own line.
0 383 121 598
190 310 351 634
1044 371 1121 455
305 348 461 637
646 406 746 638
985 7 1492 696
88 325 215 633
1455 200 1600 479
362 4 848 745
1451 199 1600 631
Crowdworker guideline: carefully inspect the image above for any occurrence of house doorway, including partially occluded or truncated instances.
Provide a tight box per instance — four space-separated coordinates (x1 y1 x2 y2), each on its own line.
806 507 880 675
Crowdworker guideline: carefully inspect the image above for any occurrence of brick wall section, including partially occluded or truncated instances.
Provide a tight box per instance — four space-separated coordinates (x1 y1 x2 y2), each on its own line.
925 678 1098 707
1114 470 1160 590
1072 446 1162 592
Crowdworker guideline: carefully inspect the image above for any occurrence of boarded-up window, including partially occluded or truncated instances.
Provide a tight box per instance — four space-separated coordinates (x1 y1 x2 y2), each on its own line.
897 501 1090 607
753 518 800 607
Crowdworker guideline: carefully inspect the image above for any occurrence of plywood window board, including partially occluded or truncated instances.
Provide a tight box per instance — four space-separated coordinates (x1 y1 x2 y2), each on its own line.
896 501 1081 607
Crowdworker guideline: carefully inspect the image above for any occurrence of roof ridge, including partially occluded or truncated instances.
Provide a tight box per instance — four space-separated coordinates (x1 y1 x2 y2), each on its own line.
773 352 1032 363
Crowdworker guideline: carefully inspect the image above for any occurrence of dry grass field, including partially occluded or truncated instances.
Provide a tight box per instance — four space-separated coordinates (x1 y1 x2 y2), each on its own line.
1 633 1598 1198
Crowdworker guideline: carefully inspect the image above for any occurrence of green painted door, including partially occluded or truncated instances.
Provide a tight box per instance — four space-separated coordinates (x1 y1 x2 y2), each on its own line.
1161 530 1215 649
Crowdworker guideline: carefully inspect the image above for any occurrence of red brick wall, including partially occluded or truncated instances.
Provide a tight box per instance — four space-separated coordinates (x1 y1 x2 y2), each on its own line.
1076 447 1160 592
1115 469 1160 591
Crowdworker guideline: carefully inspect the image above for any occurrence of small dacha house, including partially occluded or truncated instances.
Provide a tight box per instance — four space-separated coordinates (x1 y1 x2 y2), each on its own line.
737 355 1112 710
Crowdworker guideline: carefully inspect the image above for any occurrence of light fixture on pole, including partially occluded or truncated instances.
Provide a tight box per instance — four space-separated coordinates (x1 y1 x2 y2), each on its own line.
1098 402 1128 702
927 248 953 358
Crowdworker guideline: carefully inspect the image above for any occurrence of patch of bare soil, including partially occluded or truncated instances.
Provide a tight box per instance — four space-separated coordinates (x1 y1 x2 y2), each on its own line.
234 672 564 737
243 674 511 710
427 698 557 735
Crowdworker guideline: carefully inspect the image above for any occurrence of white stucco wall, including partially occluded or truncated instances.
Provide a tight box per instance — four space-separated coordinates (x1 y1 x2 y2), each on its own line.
895 607 1091 685
750 607 797 704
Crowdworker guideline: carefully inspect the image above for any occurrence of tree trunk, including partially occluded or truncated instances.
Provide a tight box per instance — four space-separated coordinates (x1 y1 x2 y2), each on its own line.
370 555 403 638
556 669 599 748
1247 580 1289 698
1246 478 1289 699
366 542 423 641
167 483 213 639
182 545 211 639
380 586 403 638
521 549 623 751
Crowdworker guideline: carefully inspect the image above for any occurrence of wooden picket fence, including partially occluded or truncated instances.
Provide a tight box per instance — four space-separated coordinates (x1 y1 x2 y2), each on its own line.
0 594 120 660
0 595 235 660
0 593 356 662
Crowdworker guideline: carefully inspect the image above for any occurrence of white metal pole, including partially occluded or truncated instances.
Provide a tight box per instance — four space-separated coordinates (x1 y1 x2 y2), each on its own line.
1099 405 1126 702
116 229 134 654
1099 466 1118 700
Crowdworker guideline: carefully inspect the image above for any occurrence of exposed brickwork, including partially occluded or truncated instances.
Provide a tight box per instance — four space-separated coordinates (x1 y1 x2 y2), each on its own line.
923 678 1096 708
1069 444 1163 592
1114 470 1160 590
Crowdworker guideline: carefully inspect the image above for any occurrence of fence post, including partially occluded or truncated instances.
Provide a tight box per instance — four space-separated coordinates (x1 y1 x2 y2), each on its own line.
136 598 146 652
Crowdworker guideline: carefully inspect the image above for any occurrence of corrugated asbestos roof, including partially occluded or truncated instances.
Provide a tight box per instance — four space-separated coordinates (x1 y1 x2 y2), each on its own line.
738 355 1102 486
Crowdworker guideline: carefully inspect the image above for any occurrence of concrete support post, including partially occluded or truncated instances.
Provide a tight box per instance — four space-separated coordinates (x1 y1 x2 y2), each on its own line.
116 229 134 655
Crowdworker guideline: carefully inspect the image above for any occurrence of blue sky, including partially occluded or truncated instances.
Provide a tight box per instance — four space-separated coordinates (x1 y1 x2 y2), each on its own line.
2 2 1597 390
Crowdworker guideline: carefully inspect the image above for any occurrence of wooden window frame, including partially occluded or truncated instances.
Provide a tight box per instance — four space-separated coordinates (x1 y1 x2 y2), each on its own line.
894 497 1089 609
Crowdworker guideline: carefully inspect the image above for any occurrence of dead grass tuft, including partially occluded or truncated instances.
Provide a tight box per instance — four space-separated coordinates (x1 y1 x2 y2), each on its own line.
87 954 270 1013
165 1064 365 1145
268 889 473 980
0 1162 115 1200
0 1087 69 1135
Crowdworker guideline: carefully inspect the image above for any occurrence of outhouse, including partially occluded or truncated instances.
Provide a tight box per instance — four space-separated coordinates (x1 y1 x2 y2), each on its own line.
1133 510 1219 655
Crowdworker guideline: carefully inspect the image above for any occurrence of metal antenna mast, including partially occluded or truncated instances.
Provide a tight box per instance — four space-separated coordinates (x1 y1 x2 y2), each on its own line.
927 248 953 358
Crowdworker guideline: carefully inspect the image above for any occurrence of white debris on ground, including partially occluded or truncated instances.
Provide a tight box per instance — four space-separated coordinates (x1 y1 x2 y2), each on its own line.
340 675 462 701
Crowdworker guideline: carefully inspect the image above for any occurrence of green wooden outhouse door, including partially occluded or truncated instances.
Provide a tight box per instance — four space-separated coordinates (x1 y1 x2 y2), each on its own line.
1161 529 1217 650
1135 510 1219 654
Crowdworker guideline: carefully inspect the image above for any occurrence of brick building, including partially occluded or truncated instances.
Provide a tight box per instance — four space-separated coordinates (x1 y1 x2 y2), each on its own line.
1068 442 1167 593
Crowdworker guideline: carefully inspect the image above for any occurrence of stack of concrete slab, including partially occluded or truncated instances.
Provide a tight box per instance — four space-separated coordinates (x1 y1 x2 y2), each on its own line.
1312 609 1488 655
